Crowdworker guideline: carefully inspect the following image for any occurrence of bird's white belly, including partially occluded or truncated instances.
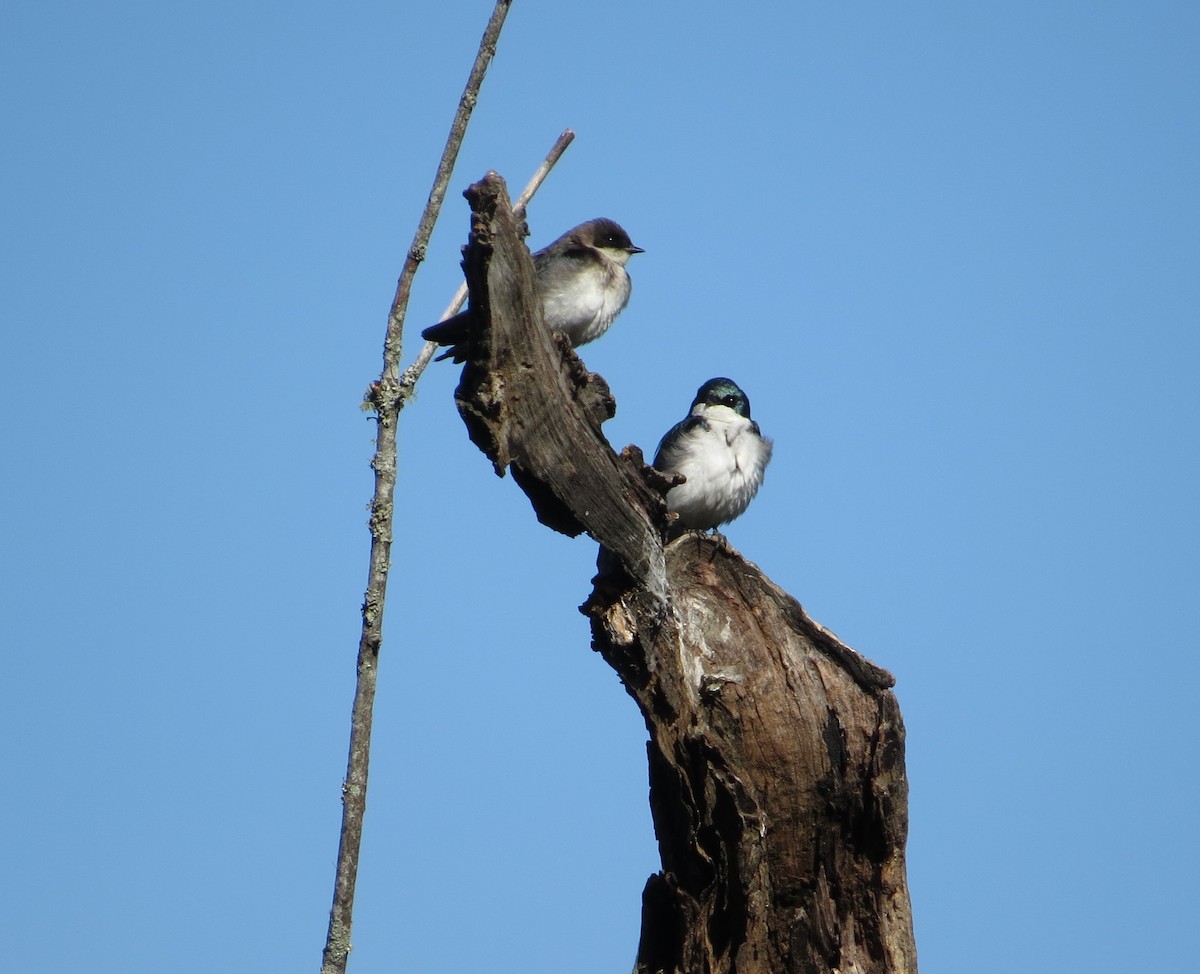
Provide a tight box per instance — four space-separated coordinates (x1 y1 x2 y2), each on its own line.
541 263 630 346
666 422 768 528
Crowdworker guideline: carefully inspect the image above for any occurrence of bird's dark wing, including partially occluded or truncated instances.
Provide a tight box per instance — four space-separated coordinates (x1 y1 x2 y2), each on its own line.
533 243 601 275
653 415 706 468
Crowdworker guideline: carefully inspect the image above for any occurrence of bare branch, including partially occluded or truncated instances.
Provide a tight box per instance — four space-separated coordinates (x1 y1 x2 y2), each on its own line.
379 1 513 384
513 128 576 215
320 4 512 973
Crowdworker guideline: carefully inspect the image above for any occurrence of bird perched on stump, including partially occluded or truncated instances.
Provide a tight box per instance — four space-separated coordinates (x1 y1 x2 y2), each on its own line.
422 217 644 363
653 378 773 539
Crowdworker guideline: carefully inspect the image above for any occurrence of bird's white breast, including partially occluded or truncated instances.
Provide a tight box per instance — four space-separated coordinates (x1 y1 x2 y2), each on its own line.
662 406 772 529
540 258 631 346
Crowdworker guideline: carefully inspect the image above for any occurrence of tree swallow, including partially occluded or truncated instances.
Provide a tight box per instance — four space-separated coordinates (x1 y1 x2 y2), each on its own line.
653 378 773 538
422 218 644 362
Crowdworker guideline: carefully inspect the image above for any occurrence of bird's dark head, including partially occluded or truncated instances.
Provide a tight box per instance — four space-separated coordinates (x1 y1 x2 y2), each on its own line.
581 218 644 258
693 377 751 419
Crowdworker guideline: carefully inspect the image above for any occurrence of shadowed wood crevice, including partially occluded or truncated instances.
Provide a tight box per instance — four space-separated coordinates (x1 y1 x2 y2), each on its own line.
447 171 917 974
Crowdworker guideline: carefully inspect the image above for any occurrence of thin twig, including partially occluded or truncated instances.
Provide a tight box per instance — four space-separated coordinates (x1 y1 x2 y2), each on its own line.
320 3 512 973
513 127 576 216
397 127 576 401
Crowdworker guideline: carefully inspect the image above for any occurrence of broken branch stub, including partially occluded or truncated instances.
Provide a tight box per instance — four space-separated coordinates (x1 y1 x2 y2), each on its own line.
452 172 670 594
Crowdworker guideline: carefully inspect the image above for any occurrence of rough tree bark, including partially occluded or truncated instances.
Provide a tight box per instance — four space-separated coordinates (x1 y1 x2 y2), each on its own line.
446 172 918 974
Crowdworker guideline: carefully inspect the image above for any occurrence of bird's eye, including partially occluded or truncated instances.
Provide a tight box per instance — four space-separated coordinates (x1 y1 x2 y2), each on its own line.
723 396 738 407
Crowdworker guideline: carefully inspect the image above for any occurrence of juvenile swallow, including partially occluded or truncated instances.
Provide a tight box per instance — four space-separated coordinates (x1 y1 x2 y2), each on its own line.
653 378 773 538
422 218 643 362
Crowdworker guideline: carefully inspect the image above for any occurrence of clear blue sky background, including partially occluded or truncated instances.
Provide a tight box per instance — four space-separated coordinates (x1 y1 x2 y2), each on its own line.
3 2 1197 971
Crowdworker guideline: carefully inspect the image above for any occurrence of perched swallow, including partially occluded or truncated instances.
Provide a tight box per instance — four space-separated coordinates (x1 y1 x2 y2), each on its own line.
653 378 773 538
422 218 643 362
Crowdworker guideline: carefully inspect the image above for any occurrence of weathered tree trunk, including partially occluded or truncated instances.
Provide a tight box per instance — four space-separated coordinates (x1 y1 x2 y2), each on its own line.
447 172 917 974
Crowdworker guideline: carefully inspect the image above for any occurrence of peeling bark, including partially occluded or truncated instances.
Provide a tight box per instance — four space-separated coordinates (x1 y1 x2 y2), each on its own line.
446 172 917 974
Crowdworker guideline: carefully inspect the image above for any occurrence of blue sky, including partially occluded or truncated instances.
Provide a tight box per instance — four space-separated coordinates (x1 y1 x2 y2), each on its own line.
3 2 1198 971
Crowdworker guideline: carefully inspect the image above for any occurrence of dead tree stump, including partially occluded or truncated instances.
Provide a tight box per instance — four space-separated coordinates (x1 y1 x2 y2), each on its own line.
443 171 917 974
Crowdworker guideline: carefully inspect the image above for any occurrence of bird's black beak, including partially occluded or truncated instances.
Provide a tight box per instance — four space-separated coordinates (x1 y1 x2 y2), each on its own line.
628 245 645 254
